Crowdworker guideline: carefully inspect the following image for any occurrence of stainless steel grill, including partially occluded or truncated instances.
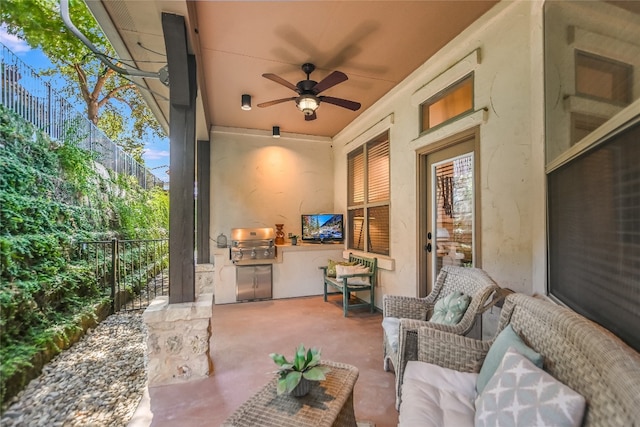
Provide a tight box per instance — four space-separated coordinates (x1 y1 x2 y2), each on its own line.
230 227 275 301
230 228 276 264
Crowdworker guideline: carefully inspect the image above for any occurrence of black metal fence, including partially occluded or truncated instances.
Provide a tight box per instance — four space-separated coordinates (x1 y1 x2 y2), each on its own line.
74 238 169 312
0 42 164 189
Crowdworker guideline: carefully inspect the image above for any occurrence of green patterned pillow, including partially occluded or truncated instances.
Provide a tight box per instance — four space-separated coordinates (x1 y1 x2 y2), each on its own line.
326 259 356 277
430 291 471 325
475 347 586 427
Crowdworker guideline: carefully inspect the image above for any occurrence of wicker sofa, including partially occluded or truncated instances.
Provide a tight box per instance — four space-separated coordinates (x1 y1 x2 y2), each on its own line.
397 293 640 426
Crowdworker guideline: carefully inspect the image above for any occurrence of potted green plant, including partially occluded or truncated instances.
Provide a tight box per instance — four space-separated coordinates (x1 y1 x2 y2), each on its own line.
290 235 299 245
270 344 330 396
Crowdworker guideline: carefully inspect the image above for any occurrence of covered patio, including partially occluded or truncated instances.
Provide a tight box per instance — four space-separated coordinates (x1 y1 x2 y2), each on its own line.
79 1 640 425
129 296 398 426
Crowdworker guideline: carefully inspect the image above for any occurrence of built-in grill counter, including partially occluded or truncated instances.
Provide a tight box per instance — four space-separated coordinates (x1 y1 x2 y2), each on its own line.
212 232 345 304
230 228 276 301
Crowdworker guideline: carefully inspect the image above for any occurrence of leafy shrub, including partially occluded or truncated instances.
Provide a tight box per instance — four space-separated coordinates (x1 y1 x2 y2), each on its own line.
0 106 168 404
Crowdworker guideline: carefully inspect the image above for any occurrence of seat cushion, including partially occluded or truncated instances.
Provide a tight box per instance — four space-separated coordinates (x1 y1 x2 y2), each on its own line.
475 347 586 427
476 324 543 394
430 291 471 325
399 361 477 427
381 317 400 352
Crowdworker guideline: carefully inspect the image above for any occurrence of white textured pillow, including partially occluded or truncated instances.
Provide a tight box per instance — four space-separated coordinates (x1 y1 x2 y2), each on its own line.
335 264 370 285
475 347 586 427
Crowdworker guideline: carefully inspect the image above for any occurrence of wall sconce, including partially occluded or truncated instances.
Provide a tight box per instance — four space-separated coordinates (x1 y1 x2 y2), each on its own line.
272 126 280 138
241 94 252 111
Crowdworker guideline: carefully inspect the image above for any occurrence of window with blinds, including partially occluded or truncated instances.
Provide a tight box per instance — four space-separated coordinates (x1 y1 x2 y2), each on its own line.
347 132 390 255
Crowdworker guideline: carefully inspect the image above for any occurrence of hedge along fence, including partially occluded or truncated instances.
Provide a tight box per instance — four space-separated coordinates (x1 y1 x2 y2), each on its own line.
0 106 169 406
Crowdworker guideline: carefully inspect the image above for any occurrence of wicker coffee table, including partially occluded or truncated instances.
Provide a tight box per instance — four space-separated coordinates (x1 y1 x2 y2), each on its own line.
222 360 359 427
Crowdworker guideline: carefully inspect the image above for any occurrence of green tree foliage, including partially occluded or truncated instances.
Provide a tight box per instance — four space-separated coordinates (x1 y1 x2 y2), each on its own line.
1 0 165 158
0 106 168 404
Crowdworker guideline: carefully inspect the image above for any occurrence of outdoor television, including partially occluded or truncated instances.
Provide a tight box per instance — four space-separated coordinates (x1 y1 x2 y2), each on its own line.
301 214 344 243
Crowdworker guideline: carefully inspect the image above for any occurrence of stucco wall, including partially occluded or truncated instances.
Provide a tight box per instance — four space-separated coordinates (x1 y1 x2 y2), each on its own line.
209 128 335 251
332 1 547 302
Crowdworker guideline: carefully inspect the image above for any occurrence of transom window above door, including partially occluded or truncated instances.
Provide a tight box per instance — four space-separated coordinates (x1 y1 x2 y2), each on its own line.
421 74 474 133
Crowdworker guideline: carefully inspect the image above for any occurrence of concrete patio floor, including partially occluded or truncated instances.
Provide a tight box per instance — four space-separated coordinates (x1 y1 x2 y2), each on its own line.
129 295 399 427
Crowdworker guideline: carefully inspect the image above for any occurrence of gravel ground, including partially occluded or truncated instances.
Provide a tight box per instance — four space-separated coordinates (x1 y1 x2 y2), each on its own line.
1 311 147 427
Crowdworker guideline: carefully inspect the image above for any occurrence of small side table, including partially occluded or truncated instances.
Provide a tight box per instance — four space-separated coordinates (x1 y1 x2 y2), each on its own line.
222 360 359 427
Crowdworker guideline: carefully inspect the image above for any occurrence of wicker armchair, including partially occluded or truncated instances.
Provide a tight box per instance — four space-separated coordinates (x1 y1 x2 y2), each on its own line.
382 266 500 406
400 293 640 425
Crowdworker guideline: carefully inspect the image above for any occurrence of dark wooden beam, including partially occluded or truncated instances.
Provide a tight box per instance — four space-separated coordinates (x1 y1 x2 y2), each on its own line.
162 12 197 303
197 140 211 264
162 13 193 107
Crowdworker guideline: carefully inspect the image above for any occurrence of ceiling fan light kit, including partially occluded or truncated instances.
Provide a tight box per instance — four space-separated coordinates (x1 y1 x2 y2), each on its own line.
241 94 252 111
258 63 361 121
296 94 319 116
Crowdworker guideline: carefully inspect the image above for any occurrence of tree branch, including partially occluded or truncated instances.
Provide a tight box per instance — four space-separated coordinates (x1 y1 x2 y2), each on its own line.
97 83 136 109
91 67 114 101
73 64 91 103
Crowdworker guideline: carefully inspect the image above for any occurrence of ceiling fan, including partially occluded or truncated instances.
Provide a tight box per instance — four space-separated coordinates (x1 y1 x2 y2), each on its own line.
257 63 361 121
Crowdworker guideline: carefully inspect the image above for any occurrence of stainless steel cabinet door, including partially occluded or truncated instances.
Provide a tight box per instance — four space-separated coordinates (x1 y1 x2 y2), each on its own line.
254 265 273 300
236 265 273 301
236 266 255 301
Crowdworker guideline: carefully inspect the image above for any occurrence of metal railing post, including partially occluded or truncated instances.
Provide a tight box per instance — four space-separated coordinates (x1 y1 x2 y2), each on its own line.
110 238 118 313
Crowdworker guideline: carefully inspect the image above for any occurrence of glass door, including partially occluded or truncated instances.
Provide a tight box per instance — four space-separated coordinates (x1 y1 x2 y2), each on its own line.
418 129 479 296
430 153 475 281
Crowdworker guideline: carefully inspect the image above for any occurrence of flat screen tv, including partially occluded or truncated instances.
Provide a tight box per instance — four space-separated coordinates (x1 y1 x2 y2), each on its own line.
301 214 344 243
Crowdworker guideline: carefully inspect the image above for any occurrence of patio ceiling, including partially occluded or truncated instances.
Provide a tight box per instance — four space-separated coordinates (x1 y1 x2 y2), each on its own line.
86 1 499 139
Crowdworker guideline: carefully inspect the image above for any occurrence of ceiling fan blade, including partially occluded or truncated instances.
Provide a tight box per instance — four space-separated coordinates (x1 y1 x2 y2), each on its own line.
262 73 299 93
305 112 317 121
320 96 361 111
312 71 348 94
257 97 297 108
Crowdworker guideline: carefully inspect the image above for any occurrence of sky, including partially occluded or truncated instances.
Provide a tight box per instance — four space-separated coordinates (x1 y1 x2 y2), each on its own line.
0 24 171 183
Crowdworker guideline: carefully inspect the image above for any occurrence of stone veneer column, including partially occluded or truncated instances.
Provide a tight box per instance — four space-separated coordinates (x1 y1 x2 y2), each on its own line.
195 263 214 295
143 264 215 387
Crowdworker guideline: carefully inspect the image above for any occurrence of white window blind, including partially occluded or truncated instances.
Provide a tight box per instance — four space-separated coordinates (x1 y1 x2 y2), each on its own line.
348 148 364 205
368 139 390 202
347 132 390 255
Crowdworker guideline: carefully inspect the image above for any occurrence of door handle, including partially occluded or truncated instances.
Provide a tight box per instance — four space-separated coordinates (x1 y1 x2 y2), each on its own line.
425 243 432 253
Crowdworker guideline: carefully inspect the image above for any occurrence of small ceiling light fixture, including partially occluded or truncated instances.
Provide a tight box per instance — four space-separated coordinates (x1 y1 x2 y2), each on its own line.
296 94 319 116
272 126 281 138
241 94 252 111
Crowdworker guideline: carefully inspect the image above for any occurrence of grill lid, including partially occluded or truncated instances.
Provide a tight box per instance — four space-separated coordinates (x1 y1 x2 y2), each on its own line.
230 228 276 263
231 228 275 242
